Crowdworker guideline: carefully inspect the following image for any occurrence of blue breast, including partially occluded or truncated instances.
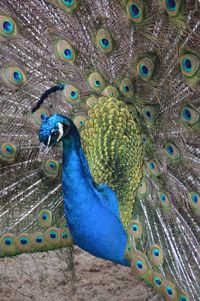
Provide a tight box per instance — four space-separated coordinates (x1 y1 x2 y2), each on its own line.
61 136 129 266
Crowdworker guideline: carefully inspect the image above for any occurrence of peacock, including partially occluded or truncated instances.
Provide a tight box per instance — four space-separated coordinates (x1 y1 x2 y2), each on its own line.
0 0 200 300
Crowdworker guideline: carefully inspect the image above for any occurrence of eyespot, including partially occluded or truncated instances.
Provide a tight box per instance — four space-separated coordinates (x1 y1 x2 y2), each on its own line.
126 0 144 23
51 0 78 12
54 39 75 63
136 260 143 269
30 232 46 250
42 159 60 180
180 297 188 301
45 227 61 248
30 107 50 127
16 234 32 252
0 143 17 163
73 115 86 130
50 232 57 239
128 220 143 239
147 160 160 177
180 296 189 301
153 276 162 286
179 54 199 78
35 236 44 244
165 142 180 160
179 291 190 301
189 191 199 212
119 78 134 97
59 0 77 7
3 236 13 246
137 178 148 197
131 252 149 277
167 287 173 295
0 234 17 256
38 209 53 227
180 105 199 126
163 0 182 16
124 242 132 261
96 29 113 54
2 66 26 87
148 245 164 265
60 228 73 247
151 272 163 292
0 15 17 37
158 191 170 208
63 84 80 103
127 105 137 118
137 58 154 81
142 106 157 125
88 72 106 92
141 134 146 145
162 281 177 301
141 133 151 148
19 238 28 245
102 85 119 98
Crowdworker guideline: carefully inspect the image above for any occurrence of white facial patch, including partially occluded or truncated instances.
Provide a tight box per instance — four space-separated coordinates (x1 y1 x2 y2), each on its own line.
57 122 64 142
47 134 51 147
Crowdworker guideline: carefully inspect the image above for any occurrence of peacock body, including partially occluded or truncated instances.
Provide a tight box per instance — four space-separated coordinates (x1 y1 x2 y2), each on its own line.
0 0 200 300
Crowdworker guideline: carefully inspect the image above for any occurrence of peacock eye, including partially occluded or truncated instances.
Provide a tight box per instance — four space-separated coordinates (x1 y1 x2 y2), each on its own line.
74 115 86 129
128 220 143 239
96 28 113 54
51 131 59 138
148 245 164 265
179 291 190 301
166 0 177 11
0 15 17 37
119 78 134 97
158 191 170 208
179 54 199 78
180 105 199 126
137 57 154 81
2 66 26 88
42 159 60 180
64 84 80 103
154 276 162 286
54 39 75 63
126 0 144 23
88 71 106 92
61 0 74 7
164 142 180 161
142 106 157 125
164 0 182 16
55 0 78 12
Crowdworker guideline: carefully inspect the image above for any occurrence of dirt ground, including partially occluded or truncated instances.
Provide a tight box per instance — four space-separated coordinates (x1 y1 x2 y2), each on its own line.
0 247 161 301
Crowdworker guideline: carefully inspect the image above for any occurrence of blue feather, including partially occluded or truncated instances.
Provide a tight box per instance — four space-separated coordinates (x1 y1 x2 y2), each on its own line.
95 183 121 219
39 115 129 266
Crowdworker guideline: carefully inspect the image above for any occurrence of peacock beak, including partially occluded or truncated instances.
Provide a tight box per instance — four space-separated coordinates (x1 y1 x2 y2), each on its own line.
38 142 53 159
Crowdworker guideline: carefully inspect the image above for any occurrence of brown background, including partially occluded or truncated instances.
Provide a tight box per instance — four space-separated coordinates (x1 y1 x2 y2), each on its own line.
0 247 161 301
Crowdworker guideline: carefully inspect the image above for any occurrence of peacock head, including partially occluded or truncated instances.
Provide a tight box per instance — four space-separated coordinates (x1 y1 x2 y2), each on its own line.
33 85 81 154
39 114 80 154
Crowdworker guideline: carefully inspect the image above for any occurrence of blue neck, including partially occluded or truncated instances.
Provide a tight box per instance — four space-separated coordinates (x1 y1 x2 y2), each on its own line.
61 134 129 266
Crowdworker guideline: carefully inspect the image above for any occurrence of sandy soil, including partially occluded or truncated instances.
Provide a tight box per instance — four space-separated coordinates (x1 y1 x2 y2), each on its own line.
0 247 161 301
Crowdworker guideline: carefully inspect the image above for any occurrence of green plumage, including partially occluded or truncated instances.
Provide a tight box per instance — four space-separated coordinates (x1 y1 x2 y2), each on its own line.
81 97 144 227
